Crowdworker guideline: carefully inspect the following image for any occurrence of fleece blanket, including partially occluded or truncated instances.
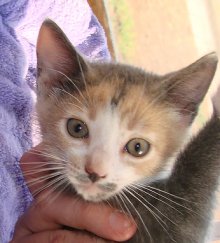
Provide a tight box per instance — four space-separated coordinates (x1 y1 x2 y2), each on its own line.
0 1 110 242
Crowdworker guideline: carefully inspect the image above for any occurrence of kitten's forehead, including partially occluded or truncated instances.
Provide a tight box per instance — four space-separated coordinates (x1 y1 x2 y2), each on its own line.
83 82 145 126
70 80 173 133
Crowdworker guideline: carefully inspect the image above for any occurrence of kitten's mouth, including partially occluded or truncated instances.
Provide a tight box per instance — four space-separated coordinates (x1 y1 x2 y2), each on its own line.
75 183 116 202
67 175 118 202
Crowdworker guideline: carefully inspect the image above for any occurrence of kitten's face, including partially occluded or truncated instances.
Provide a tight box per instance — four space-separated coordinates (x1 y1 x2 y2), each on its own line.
37 79 185 202
36 20 217 202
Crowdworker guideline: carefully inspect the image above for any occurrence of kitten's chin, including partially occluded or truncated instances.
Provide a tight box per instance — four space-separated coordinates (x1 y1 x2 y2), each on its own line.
75 184 114 202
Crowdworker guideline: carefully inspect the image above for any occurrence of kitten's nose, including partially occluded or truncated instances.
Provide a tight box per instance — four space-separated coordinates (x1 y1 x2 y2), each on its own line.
85 165 107 183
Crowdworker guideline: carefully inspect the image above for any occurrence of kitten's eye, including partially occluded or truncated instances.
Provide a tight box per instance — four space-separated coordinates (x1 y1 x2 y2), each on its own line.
125 138 150 157
67 118 89 138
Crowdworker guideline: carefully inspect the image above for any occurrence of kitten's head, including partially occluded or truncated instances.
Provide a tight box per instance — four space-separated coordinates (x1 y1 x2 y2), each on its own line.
36 19 218 202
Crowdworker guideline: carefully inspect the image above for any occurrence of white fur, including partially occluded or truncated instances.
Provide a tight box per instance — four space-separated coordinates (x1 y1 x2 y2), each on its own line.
58 102 162 202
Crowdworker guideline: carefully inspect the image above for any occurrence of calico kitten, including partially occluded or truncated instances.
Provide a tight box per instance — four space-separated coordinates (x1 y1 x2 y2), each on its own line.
35 19 220 243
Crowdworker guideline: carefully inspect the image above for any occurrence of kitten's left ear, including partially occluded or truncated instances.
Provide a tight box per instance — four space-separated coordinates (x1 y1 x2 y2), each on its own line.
37 19 87 90
212 84 220 116
164 53 218 123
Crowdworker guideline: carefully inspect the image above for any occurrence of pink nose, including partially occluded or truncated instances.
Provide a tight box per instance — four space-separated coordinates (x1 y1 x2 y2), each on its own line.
85 165 107 183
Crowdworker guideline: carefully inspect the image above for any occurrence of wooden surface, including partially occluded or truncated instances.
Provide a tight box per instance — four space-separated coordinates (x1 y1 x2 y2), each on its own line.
88 0 115 59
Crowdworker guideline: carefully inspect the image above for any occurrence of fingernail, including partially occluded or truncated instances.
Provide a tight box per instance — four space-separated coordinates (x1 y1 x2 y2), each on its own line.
109 210 134 231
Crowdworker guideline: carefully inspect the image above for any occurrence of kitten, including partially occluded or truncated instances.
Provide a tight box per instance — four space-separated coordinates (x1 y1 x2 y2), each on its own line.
35 19 220 243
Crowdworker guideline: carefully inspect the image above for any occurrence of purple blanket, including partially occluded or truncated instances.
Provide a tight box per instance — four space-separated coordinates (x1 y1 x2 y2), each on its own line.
0 1 110 242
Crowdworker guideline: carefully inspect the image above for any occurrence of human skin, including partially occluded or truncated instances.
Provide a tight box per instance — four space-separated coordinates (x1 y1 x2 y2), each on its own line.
10 147 136 243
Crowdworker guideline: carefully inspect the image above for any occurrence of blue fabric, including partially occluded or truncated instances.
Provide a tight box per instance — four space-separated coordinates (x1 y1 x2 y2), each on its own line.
0 1 110 242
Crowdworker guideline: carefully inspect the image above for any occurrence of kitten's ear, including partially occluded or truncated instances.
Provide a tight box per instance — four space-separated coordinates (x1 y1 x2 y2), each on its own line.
37 19 87 90
164 53 218 123
212 84 220 116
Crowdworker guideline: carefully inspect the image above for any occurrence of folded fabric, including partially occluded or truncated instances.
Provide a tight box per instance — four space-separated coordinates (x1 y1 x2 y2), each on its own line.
0 1 110 242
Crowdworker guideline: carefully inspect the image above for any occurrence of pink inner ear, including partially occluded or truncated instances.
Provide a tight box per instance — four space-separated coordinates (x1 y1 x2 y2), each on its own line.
36 20 87 84
37 23 61 70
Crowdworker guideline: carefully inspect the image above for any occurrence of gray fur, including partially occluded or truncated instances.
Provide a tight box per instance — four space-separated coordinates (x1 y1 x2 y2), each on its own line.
120 111 220 243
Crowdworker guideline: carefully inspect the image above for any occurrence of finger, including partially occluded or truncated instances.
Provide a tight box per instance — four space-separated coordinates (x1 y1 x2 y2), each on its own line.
22 195 136 242
11 229 109 243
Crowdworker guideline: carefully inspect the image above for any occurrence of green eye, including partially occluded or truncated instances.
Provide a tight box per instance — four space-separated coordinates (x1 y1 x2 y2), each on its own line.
67 118 89 138
125 138 150 157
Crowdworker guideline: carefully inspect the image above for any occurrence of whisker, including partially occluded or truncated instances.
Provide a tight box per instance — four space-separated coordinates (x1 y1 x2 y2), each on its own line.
32 174 67 197
112 194 128 217
56 88 86 108
22 166 65 176
60 101 85 112
129 185 179 227
117 193 134 220
21 161 63 166
48 92 86 113
120 191 153 242
27 171 64 187
136 184 204 219
125 187 175 242
76 54 92 106
105 199 113 209
145 184 196 203
41 178 70 205
137 184 193 212
132 184 183 214
46 67 89 107
30 150 67 163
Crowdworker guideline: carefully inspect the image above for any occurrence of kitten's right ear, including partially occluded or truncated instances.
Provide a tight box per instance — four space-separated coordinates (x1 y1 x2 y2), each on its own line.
37 19 87 91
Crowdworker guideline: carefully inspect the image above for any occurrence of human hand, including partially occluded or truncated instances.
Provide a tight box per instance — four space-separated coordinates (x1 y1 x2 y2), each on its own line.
11 146 136 243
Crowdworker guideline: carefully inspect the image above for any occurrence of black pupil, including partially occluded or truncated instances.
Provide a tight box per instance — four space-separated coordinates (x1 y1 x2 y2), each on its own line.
75 123 82 133
135 143 141 153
